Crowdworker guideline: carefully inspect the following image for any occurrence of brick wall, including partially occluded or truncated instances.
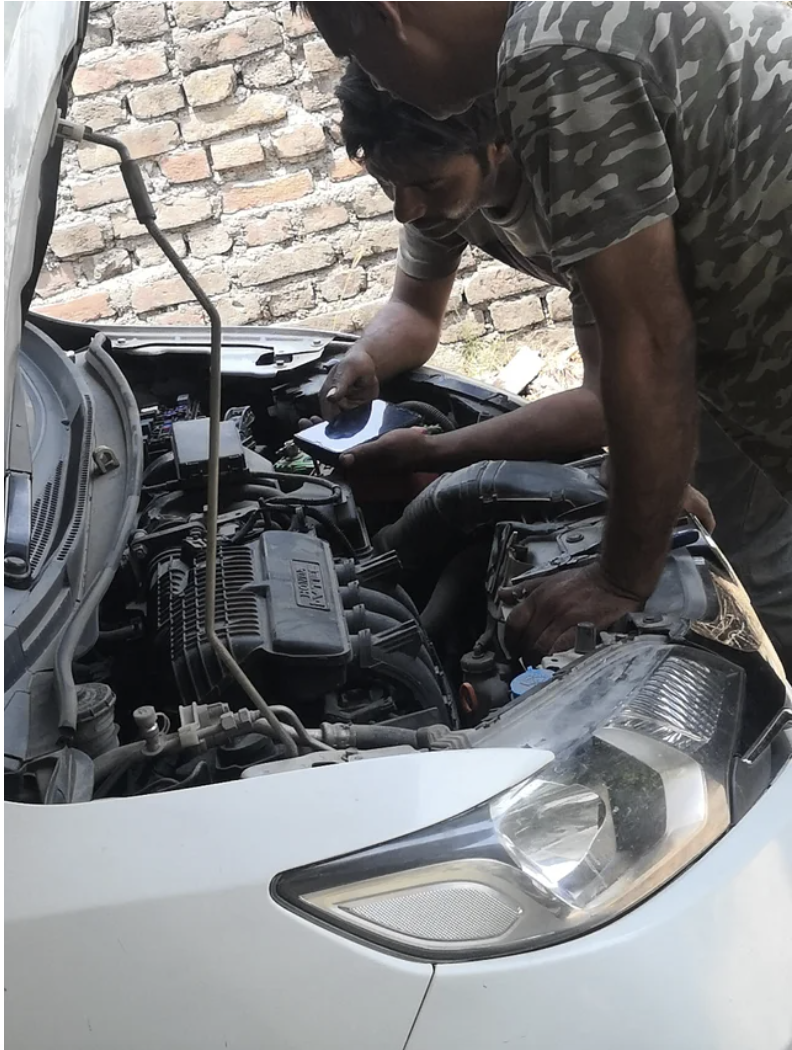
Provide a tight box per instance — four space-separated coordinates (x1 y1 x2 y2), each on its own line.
34 0 572 355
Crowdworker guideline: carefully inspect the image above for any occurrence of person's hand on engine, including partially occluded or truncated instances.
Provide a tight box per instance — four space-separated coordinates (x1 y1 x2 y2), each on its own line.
339 427 433 475
320 348 380 420
499 563 642 658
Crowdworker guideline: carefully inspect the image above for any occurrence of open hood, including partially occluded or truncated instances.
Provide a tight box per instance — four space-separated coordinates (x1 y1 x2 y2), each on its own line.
4 0 87 465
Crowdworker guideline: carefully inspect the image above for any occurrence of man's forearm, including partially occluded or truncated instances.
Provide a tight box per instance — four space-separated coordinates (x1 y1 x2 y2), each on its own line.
419 386 606 471
600 327 698 599
354 299 440 382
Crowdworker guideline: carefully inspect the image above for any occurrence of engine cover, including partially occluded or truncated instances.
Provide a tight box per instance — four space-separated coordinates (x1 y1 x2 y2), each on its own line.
150 531 352 707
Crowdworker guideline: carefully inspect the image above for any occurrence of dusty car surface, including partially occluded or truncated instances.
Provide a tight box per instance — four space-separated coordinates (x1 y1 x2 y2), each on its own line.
5 4 792 1049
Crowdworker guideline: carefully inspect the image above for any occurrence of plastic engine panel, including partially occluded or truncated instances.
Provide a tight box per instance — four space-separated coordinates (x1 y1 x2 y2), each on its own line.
151 530 352 707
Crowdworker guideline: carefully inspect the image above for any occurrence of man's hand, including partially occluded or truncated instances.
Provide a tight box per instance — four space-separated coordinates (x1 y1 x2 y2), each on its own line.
320 349 380 420
500 563 642 657
339 427 433 474
682 484 715 533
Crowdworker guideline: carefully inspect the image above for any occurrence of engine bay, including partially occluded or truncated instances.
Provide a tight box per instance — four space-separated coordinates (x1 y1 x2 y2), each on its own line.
4 320 790 805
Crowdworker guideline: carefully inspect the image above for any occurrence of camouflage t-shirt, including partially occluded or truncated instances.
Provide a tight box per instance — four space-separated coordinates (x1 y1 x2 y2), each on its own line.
497 1 792 493
397 174 595 326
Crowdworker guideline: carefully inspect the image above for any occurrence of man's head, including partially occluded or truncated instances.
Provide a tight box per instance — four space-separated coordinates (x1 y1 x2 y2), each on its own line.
294 2 509 117
338 61 509 229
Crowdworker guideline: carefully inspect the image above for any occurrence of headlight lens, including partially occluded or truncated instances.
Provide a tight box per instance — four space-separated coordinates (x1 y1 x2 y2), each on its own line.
275 642 743 960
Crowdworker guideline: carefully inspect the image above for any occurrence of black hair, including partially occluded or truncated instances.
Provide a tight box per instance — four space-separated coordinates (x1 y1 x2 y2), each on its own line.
290 3 358 55
336 61 501 174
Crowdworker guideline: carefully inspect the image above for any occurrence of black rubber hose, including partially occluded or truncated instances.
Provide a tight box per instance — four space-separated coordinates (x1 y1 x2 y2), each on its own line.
305 506 356 556
321 724 421 749
392 584 422 621
398 400 456 432
374 459 607 596
346 608 441 682
92 741 150 783
341 585 413 623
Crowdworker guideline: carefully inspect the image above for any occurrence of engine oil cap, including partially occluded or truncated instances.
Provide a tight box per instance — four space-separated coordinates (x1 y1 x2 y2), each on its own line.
510 667 554 699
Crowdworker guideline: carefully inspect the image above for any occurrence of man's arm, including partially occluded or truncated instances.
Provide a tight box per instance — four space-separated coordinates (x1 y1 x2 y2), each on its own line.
320 266 456 417
577 218 697 599
343 320 606 471
502 219 698 657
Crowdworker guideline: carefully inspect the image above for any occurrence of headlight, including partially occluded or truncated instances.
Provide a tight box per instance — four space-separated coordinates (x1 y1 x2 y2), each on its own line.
274 642 743 960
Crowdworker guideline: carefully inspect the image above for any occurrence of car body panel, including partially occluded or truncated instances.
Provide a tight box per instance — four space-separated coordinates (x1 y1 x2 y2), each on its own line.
407 759 792 1050
4 0 84 460
5 747 550 1049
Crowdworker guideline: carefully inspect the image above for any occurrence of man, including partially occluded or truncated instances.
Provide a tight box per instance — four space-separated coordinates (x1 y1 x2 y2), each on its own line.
320 60 792 671
298 3 792 661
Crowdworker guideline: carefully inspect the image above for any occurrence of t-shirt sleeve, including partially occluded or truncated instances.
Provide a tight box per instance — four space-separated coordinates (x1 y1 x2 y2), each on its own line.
498 45 679 270
397 223 467 281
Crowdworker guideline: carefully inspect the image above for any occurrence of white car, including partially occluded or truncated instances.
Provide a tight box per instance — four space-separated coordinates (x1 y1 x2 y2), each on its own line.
5 5 792 1049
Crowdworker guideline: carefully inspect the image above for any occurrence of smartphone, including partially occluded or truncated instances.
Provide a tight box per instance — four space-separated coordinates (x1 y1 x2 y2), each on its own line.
294 400 422 465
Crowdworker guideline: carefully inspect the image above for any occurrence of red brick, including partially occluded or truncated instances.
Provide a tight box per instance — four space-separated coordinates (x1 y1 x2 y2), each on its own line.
160 150 212 184
221 171 313 213
329 153 362 182
546 287 573 323
465 267 545 307
149 304 208 326
245 213 292 246
210 136 263 171
175 13 281 72
183 66 236 107
130 264 229 313
113 3 168 43
37 292 113 323
489 297 546 332
216 293 264 325
245 52 293 88
156 194 214 232
303 39 342 75
182 93 286 143
188 225 233 259
353 182 392 218
70 97 127 132
72 174 128 211
73 44 168 96
318 268 366 302
49 221 104 259
234 244 335 287
301 203 349 234
268 282 314 318
272 123 325 161
173 2 228 29
35 262 77 299
128 81 185 119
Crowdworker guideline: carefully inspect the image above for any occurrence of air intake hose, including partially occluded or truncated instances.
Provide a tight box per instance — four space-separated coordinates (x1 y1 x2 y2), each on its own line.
375 460 606 599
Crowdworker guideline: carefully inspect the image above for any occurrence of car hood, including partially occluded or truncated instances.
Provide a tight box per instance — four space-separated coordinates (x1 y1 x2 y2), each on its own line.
4 0 87 464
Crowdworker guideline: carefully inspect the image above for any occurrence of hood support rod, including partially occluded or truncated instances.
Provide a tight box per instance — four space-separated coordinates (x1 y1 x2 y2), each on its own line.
55 122 298 755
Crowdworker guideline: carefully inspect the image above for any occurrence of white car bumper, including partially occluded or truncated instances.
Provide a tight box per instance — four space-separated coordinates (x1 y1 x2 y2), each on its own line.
6 751 792 1050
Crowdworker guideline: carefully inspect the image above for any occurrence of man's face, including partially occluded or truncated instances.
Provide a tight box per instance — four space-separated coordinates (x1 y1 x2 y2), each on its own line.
312 6 480 118
368 152 497 230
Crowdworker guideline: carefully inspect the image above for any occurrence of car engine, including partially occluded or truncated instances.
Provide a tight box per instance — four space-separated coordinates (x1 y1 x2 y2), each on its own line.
6 358 789 805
